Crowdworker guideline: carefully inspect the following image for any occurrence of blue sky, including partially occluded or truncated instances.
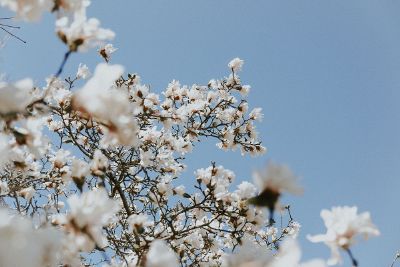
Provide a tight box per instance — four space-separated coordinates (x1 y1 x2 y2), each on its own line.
2 1 400 266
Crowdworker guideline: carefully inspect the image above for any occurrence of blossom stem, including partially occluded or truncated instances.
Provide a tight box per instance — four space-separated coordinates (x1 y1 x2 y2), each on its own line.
390 251 400 267
55 50 72 77
345 248 358 267
268 208 275 226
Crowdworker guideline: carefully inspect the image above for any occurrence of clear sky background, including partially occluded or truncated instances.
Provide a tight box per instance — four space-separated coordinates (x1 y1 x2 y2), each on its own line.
1 1 400 266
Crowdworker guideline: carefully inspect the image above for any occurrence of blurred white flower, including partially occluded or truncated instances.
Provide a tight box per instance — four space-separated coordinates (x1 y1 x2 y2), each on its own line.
253 161 303 196
222 237 273 267
18 186 35 201
72 63 139 146
128 214 153 233
307 206 380 266
146 240 179 267
0 0 52 21
0 208 61 267
271 239 327 267
0 181 9 196
0 78 33 115
0 134 11 168
76 63 90 79
228 57 244 72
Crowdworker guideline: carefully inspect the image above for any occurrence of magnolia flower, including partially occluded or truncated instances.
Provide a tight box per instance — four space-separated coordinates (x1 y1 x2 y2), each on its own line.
0 78 34 115
72 63 139 147
56 189 119 251
76 63 90 79
146 240 179 267
223 237 326 267
52 0 91 13
127 214 153 233
222 237 273 267
90 149 108 176
56 11 115 52
307 206 380 266
18 186 35 201
12 117 47 157
0 208 61 267
99 43 117 62
271 239 327 267
0 134 11 168
0 0 53 21
248 162 303 221
228 57 244 72
71 159 89 190
0 181 9 196
249 107 264 122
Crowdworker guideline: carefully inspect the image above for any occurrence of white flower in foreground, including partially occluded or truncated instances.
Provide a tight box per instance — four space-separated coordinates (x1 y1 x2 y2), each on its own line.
0 208 61 267
307 206 380 266
271 239 326 267
57 188 119 251
0 181 9 196
223 238 326 267
146 240 179 267
0 0 53 21
0 78 33 115
128 214 153 233
13 117 47 157
72 63 139 146
222 237 273 267
0 134 11 168
253 161 303 196
248 162 302 214
228 57 244 72
76 63 90 79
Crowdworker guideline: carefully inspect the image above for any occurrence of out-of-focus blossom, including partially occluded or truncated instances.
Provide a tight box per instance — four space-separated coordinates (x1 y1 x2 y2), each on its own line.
72 63 139 146
248 161 302 213
0 208 61 267
0 78 34 115
18 186 35 201
0 134 11 168
307 206 380 266
146 240 179 267
76 63 90 79
0 0 53 21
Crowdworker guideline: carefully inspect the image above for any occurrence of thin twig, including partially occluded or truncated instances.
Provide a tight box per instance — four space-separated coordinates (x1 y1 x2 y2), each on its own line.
55 50 72 78
0 26 26 43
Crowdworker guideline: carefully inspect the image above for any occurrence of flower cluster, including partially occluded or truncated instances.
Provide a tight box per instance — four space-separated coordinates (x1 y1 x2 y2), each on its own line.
0 1 383 267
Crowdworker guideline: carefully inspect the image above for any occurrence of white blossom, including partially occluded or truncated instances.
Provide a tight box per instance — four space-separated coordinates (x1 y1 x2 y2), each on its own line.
253 161 303 196
0 208 61 267
72 63 139 146
228 57 244 72
307 206 380 266
76 63 90 79
146 240 179 267
56 11 115 52
0 0 52 21
56 189 120 251
99 43 117 62
0 78 34 115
